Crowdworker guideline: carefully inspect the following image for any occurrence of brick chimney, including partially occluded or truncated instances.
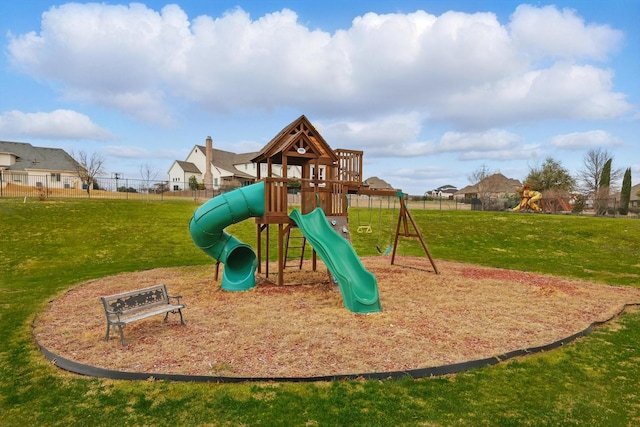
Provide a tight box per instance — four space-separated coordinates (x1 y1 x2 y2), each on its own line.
204 136 213 189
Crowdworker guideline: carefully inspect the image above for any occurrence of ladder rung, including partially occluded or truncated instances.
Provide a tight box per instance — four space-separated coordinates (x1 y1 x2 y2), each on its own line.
284 227 306 270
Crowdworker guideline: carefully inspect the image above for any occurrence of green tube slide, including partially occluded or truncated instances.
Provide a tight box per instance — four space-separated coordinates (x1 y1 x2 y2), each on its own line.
289 207 381 314
189 181 265 291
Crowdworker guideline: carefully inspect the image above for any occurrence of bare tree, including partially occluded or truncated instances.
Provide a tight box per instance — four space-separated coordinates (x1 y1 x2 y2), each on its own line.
71 150 106 194
139 162 160 194
576 148 622 196
467 163 491 185
468 164 496 210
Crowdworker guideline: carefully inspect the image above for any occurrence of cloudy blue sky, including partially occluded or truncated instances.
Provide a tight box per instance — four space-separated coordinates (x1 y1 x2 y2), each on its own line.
1 1 638 195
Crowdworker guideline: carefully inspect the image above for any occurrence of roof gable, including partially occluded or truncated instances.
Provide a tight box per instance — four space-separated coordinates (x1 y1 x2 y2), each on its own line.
251 115 338 165
175 160 201 174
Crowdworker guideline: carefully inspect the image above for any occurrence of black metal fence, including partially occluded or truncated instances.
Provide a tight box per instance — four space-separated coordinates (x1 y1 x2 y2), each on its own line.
1 173 165 200
0 173 263 202
589 197 640 217
2 173 637 217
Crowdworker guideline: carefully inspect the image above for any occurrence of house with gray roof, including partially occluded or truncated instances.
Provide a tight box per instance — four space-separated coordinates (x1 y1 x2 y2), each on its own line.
0 140 83 191
167 137 302 192
430 184 459 199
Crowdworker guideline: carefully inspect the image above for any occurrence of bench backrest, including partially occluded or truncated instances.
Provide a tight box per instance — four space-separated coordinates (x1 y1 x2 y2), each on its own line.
101 284 170 315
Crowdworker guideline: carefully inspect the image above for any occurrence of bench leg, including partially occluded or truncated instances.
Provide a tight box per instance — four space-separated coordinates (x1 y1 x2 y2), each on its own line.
164 309 186 325
105 323 127 346
117 325 127 346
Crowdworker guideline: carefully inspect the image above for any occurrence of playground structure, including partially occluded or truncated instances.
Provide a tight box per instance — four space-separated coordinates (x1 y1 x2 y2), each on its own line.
513 186 574 213
513 185 542 212
189 115 438 313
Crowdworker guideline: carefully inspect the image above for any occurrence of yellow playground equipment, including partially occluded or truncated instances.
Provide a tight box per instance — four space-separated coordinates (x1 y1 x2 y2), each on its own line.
513 185 542 212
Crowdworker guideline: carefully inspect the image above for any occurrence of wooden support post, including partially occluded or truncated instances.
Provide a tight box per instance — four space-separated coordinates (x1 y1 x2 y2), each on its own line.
266 224 270 278
312 250 317 271
391 194 439 274
256 223 262 274
278 223 285 286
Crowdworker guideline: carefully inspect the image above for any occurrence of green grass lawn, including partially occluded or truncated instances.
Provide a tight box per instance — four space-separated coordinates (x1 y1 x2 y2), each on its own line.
1 198 639 426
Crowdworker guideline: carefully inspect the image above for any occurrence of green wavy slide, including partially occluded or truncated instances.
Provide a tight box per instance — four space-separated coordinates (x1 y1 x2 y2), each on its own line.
289 207 382 314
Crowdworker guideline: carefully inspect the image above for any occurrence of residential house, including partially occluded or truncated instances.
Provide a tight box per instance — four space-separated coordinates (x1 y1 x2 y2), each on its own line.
430 184 458 199
455 173 521 199
633 184 640 208
363 176 395 190
167 136 302 192
624 183 640 208
0 140 83 190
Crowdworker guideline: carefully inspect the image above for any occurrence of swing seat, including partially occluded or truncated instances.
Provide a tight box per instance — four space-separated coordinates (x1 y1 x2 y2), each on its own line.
357 225 373 234
376 245 392 255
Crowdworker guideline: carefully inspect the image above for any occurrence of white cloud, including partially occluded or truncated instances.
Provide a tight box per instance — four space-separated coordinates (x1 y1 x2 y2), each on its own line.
391 166 452 181
509 5 623 61
105 145 183 159
458 144 541 161
6 3 632 130
104 146 148 158
434 63 631 127
64 88 173 124
319 113 433 157
438 129 522 152
8 3 183 123
320 113 421 146
0 109 112 140
551 130 623 149
434 129 541 161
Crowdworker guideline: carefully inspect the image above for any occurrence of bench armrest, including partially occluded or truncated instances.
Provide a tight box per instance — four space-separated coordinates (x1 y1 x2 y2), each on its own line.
104 308 124 322
168 294 182 304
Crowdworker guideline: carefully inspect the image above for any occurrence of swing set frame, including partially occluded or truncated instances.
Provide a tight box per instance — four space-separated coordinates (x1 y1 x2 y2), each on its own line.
351 188 439 274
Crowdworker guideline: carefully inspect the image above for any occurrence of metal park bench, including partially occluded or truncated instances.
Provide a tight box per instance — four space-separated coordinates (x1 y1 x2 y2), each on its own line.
101 284 185 346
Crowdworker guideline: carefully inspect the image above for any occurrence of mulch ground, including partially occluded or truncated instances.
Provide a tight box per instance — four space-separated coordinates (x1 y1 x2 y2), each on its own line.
33 256 640 379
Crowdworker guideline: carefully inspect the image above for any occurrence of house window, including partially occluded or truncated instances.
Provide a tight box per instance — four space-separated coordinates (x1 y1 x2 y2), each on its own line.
214 178 218 186
173 185 179 191
50 173 61 182
12 173 27 184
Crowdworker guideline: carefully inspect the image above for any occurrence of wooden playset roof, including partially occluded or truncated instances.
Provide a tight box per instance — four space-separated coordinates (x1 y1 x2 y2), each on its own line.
251 115 338 166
